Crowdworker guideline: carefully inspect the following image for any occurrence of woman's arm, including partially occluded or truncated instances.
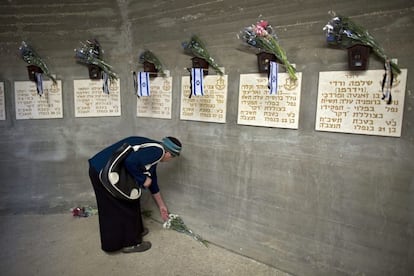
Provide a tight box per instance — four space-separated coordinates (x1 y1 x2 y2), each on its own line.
152 192 169 221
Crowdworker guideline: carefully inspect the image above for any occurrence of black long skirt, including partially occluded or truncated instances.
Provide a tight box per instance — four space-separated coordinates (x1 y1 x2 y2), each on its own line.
89 166 144 252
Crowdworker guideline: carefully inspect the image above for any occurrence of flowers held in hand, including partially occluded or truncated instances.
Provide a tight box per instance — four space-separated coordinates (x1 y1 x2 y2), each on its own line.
139 50 166 77
163 213 208 247
182 34 224 76
19 41 57 84
74 39 118 80
323 14 401 75
239 20 297 81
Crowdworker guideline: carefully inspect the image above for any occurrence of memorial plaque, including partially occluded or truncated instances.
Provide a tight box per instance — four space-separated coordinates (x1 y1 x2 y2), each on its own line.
0 82 5 120
238 73 302 129
14 80 63 120
136 77 172 119
316 69 408 137
180 75 227 123
74 79 121 117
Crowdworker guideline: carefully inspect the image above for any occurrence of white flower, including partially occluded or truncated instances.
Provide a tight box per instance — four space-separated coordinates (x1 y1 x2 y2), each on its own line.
169 213 178 219
163 212 208 247
163 220 171 229
323 24 333 32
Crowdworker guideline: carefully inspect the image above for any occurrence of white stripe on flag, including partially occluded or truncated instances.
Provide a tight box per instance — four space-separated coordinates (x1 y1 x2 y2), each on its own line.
191 68 204 96
269 61 278 95
102 72 110 94
137 72 150 97
35 72 43 96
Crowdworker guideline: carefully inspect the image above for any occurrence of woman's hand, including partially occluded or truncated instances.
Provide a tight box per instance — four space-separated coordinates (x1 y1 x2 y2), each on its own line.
152 192 169 221
160 206 169 221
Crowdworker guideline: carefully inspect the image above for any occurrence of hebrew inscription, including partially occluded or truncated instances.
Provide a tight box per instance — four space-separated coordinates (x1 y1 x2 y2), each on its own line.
238 73 302 129
136 77 172 119
74 79 121 117
316 70 407 137
180 75 228 123
14 80 63 119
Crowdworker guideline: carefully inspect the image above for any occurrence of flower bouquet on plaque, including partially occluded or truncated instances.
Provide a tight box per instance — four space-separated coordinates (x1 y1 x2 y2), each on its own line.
323 13 401 75
182 34 224 76
19 41 57 84
19 41 57 96
323 12 401 104
74 39 118 80
163 213 209 247
239 19 297 81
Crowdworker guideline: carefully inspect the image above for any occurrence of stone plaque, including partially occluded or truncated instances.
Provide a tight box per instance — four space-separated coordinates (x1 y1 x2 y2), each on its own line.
0 82 5 120
74 79 121 117
316 69 407 137
14 80 63 120
136 77 172 119
180 75 227 123
238 73 302 129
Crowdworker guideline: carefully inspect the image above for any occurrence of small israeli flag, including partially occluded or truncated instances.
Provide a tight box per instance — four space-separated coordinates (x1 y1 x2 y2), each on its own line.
102 72 110 94
269 61 278 95
137 72 150 97
35 72 43 96
191 68 204 96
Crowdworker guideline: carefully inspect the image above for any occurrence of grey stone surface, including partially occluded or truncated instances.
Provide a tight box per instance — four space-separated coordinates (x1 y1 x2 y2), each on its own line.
0 0 413 275
0 213 291 276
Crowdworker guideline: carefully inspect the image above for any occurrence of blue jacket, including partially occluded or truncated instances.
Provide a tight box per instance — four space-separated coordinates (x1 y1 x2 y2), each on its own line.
89 136 164 194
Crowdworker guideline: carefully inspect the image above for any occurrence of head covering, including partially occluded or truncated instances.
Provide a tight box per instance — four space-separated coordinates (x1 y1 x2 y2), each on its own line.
161 137 182 157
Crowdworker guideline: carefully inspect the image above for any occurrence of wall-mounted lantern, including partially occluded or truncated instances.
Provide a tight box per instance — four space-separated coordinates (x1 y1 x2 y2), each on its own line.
88 64 102 79
191 57 209 75
27 65 43 82
256 52 279 74
347 44 371 71
143 61 158 77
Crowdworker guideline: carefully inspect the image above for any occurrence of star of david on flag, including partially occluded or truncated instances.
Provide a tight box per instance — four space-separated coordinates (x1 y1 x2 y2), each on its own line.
191 68 204 96
269 61 278 95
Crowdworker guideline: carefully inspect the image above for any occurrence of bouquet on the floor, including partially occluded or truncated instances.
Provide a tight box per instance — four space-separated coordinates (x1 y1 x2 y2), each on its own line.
71 206 98 217
239 19 297 81
74 39 118 80
163 213 209 247
323 14 401 75
182 34 224 76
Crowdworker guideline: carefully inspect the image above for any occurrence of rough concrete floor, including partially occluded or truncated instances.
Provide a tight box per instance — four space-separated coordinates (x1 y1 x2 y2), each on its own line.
0 213 292 276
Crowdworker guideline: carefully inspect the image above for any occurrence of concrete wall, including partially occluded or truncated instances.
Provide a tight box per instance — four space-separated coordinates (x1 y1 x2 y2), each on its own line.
0 0 413 275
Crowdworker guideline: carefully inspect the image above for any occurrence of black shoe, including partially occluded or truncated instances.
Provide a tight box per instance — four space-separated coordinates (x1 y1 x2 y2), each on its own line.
122 241 152 253
142 227 149 237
